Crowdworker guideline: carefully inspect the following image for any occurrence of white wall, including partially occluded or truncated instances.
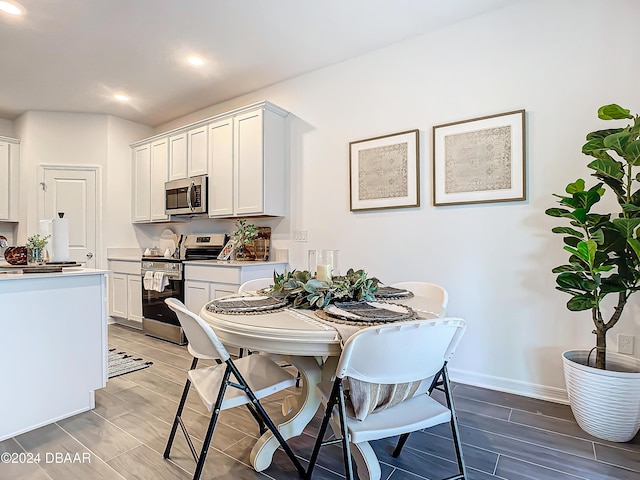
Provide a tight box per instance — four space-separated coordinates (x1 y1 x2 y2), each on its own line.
154 0 640 402
0 118 14 137
13 111 152 268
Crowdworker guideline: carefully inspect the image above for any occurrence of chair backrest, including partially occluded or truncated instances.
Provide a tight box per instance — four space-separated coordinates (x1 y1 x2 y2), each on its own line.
335 318 466 384
165 298 231 362
391 281 449 309
238 277 273 293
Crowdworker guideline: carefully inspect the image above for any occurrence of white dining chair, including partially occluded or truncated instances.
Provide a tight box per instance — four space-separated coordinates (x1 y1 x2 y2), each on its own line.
238 277 274 293
305 317 467 480
163 298 305 480
391 281 449 309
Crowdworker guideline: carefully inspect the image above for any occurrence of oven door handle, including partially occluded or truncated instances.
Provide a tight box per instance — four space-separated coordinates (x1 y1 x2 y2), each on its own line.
187 181 195 212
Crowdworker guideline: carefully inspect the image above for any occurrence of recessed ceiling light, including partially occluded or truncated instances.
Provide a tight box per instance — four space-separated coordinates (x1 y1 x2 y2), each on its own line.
114 93 130 102
0 1 24 15
187 56 205 67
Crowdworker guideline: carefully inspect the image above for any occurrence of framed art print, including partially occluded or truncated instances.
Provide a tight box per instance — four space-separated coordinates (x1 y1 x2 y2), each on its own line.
349 129 420 211
432 110 526 206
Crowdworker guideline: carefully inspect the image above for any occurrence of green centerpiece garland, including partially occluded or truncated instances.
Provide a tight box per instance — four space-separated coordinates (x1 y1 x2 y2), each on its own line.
267 268 379 309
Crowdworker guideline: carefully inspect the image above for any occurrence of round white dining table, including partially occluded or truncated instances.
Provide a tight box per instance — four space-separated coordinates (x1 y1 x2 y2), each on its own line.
200 294 445 480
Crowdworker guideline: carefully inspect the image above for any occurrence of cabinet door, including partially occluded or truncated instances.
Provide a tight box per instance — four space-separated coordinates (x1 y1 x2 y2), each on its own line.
188 126 208 177
185 280 212 315
127 275 143 324
0 142 8 220
234 109 265 215
132 144 151 222
208 118 234 217
150 138 169 221
169 132 188 181
211 283 238 299
110 273 128 319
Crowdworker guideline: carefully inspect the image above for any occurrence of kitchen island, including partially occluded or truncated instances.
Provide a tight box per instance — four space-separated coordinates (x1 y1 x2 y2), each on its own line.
0 267 109 441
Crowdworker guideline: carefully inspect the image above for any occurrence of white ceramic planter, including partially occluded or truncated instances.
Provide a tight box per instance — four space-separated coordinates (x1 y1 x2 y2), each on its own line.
562 350 640 442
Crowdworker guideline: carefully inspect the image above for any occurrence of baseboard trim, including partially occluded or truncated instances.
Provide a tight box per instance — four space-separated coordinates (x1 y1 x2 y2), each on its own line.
448 367 569 405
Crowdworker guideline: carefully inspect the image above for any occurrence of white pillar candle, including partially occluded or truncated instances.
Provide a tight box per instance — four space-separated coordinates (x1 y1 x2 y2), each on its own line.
316 264 332 282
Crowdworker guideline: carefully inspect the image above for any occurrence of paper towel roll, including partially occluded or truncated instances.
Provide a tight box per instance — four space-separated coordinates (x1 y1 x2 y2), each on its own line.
51 217 70 262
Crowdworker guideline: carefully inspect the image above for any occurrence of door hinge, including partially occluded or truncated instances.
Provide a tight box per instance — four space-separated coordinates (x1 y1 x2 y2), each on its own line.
40 182 47 191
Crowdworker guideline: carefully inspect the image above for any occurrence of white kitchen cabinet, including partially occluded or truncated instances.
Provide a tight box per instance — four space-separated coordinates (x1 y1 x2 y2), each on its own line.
187 125 208 177
110 273 128 319
185 280 236 315
150 138 169 221
132 140 169 223
208 103 287 218
127 275 143 323
0 137 20 222
168 132 188 181
184 261 287 314
132 143 151 222
108 260 143 329
208 117 234 217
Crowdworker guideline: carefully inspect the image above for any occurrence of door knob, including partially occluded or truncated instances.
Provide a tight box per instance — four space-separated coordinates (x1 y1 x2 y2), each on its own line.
87 252 94 259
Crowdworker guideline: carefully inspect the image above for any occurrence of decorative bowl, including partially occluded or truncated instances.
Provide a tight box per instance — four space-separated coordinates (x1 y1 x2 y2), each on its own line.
4 246 28 265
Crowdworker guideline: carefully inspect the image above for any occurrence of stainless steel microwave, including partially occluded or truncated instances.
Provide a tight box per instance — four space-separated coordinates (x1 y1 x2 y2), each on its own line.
165 175 208 215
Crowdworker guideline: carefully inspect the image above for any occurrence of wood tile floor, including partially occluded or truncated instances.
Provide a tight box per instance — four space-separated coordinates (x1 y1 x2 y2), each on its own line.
2 323 639 479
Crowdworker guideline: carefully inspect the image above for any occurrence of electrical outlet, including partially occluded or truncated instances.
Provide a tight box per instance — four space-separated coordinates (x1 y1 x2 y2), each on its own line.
618 334 635 355
293 230 308 242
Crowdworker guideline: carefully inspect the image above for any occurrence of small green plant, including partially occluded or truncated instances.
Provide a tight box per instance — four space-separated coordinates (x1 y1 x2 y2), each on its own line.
231 219 258 249
268 268 379 309
26 234 50 250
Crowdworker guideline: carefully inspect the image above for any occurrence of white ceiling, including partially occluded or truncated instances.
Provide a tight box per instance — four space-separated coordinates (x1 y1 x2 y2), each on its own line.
0 0 521 127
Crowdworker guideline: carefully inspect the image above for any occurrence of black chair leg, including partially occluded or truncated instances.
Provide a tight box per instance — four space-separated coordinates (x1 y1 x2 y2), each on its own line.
306 381 340 480
336 381 354 480
164 357 198 459
442 365 467 479
392 433 410 458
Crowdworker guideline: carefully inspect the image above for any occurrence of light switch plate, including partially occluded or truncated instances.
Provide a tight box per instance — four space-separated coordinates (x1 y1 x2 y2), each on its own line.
618 334 634 355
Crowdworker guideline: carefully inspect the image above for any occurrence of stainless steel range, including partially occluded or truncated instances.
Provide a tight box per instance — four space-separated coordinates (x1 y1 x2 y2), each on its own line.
141 233 228 345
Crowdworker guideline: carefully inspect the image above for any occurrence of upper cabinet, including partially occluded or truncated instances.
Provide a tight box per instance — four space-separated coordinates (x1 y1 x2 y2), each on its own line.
132 138 170 223
187 125 208 177
0 137 20 222
130 100 289 223
168 132 187 181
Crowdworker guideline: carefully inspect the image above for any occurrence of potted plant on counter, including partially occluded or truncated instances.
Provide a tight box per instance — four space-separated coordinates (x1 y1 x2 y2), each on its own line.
26 233 50 265
546 104 640 442
231 219 258 261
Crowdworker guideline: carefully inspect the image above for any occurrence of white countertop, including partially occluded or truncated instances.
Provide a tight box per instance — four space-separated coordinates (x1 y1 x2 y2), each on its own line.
0 265 110 280
107 256 142 262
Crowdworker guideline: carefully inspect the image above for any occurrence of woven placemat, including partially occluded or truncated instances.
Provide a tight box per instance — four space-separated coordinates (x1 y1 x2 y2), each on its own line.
206 295 289 315
315 301 417 326
374 286 414 300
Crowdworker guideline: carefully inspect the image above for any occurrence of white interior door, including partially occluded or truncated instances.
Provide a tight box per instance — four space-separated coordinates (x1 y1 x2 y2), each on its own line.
40 166 98 267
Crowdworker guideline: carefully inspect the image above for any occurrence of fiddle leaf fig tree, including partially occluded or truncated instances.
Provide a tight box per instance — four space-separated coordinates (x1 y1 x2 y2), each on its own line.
546 104 640 370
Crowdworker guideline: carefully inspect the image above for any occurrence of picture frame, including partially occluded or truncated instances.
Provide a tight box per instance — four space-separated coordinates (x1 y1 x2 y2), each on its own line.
349 129 420 211
432 109 526 206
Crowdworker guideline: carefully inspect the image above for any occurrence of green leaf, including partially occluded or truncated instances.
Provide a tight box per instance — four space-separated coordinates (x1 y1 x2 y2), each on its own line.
563 236 581 247
567 294 596 311
627 237 640 261
612 218 640 238
545 207 572 218
624 140 640 166
604 131 632 156
587 157 624 179
622 203 640 214
552 265 576 273
586 128 624 140
582 138 611 160
577 240 597 266
598 104 632 120
556 272 589 291
551 226 583 237
591 229 605 245
565 179 585 194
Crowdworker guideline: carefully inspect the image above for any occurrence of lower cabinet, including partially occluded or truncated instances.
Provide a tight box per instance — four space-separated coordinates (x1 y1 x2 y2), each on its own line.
184 262 288 315
108 260 143 329
185 280 236 315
